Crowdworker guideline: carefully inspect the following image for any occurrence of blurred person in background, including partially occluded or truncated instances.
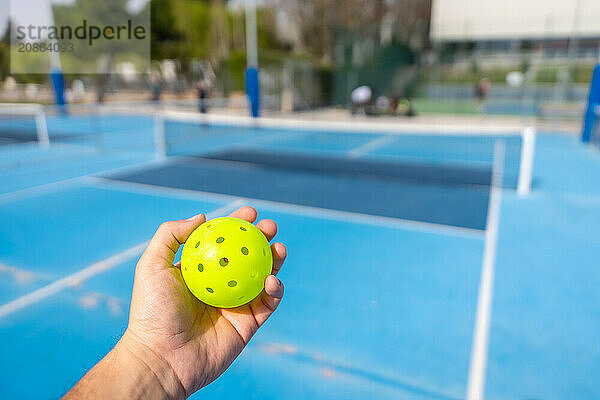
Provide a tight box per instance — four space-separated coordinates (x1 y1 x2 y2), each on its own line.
475 77 491 107
96 55 113 104
351 85 372 115
149 72 162 102
196 80 209 114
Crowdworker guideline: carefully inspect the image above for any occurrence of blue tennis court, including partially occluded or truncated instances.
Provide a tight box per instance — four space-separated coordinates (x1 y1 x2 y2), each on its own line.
1 111 600 399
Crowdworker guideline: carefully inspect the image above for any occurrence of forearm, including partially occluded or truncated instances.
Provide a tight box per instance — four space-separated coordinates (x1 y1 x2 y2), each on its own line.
63 331 185 400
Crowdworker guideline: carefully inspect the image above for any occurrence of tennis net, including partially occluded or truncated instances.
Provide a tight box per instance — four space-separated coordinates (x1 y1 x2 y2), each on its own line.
154 111 535 195
0 103 49 147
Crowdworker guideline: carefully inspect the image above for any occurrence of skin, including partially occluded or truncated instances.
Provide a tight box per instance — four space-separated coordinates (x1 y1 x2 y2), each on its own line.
63 206 287 400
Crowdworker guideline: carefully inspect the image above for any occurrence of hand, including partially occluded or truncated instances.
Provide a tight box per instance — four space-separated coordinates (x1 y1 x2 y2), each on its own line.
126 206 287 397
64 206 286 400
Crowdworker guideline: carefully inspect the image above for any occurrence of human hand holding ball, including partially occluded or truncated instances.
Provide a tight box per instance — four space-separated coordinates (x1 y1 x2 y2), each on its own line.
122 206 286 398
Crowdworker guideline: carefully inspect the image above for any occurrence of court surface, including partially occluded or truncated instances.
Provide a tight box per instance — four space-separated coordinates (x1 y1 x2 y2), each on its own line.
1 113 599 399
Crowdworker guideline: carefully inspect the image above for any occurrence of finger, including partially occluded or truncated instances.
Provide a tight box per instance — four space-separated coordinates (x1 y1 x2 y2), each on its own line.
248 275 284 326
271 242 286 276
139 213 206 268
256 219 277 242
264 275 284 299
228 206 257 223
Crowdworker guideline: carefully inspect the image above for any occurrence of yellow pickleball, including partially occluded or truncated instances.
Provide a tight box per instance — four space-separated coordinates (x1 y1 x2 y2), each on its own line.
181 217 273 308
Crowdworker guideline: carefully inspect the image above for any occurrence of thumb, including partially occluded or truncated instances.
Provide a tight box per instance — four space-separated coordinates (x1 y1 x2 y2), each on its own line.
139 213 206 268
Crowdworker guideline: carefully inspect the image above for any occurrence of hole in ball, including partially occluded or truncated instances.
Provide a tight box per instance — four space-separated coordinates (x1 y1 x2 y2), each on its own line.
228 280 237 287
206 287 214 293
195 241 201 248
240 226 246 231
262 249 266 256
241 247 249 255
219 257 229 267
197 263 203 272
216 237 225 243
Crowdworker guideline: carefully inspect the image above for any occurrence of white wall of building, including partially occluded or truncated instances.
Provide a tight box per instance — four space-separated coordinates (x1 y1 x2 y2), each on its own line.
431 0 600 41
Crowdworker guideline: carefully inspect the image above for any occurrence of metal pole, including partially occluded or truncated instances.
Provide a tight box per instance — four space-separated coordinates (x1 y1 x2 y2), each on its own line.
245 0 258 68
244 0 260 117
46 1 62 71
564 0 583 103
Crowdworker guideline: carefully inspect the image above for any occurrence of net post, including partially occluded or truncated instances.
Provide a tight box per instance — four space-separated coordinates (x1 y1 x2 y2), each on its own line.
517 126 536 196
153 110 166 160
34 105 50 148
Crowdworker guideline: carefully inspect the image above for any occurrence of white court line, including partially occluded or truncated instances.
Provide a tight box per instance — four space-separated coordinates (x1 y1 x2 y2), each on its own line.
0 200 245 320
85 176 485 240
347 134 397 159
0 244 147 320
466 141 505 400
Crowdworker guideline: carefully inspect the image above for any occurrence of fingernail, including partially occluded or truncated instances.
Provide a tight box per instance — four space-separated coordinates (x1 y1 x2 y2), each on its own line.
274 278 284 298
186 213 204 221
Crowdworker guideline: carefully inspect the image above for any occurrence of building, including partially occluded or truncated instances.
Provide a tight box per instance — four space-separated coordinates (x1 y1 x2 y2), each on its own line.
430 0 600 65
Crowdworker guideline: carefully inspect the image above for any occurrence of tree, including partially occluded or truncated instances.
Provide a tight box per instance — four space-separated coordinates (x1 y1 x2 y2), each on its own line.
276 0 431 63
150 0 182 59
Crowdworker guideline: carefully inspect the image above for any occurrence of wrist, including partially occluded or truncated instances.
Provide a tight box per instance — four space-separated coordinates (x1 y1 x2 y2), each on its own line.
116 330 186 400
63 331 186 400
